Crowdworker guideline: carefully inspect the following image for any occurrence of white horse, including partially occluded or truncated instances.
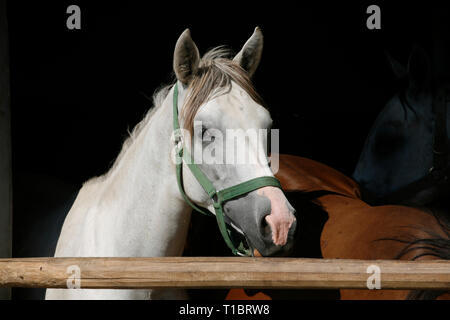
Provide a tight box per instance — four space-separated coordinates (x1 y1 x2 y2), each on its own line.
46 27 297 300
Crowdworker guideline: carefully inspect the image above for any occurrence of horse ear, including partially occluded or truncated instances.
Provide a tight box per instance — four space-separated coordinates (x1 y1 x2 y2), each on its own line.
233 27 264 77
173 29 200 85
385 51 407 79
407 45 431 92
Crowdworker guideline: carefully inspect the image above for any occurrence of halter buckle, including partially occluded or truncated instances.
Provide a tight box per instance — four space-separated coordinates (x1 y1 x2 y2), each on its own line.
173 129 183 144
173 130 184 158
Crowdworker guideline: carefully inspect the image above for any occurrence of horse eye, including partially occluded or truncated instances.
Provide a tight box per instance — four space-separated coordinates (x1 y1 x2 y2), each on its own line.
373 133 404 156
201 127 215 142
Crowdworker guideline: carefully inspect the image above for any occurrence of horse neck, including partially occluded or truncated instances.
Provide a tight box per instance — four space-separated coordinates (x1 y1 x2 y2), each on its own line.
96 90 192 257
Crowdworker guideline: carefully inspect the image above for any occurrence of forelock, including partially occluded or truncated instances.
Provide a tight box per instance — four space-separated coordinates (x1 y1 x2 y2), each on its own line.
180 47 265 134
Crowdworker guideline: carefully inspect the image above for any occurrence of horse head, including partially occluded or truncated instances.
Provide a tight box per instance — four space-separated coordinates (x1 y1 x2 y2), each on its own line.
353 46 448 205
172 28 297 256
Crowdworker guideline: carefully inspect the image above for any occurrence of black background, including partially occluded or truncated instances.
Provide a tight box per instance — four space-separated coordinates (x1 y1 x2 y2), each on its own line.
8 1 448 186
7 1 450 254
2 300 445 317
5 0 450 300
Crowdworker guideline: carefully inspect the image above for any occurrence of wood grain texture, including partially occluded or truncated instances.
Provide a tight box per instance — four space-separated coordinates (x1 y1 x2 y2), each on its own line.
1 257 449 290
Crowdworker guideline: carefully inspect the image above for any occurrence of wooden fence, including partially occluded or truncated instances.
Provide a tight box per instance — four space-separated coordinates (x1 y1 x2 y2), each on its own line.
1 257 450 290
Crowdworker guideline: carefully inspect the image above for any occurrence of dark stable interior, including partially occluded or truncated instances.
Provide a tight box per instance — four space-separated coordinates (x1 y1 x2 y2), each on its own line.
6 1 450 299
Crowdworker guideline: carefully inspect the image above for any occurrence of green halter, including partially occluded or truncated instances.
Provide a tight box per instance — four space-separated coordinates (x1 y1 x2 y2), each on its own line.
172 83 282 256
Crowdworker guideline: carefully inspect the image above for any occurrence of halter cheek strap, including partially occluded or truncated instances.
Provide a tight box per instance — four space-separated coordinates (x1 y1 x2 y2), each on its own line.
172 82 282 256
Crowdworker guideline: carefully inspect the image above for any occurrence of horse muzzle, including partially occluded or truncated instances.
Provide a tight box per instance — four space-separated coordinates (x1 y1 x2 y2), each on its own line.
223 187 297 257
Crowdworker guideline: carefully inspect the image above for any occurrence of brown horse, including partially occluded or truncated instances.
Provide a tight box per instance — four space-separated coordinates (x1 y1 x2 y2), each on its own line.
224 154 450 300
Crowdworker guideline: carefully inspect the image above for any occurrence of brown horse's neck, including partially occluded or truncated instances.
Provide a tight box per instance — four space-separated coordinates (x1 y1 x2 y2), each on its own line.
275 154 360 199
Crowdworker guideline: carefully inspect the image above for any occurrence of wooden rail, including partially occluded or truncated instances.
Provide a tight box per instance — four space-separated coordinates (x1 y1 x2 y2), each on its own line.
1 257 450 290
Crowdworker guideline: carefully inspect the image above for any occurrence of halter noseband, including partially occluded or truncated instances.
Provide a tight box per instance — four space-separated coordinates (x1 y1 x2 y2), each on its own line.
172 83 282 256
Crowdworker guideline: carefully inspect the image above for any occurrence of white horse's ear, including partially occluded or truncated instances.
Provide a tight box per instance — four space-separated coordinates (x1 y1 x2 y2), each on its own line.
173 29 200 85
233 27 263 77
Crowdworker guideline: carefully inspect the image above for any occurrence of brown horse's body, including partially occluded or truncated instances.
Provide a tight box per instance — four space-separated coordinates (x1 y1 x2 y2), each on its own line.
227 154 450 300
276 154 450 300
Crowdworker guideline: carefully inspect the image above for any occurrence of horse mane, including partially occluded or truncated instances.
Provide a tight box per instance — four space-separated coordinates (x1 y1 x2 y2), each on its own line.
381 207 450 260
180 46 265 134
84 46 264 186
377 209 450 300
83 83 173 186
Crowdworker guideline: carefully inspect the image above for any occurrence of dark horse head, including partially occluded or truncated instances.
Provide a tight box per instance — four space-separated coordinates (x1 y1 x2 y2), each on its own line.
353 46 450 206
